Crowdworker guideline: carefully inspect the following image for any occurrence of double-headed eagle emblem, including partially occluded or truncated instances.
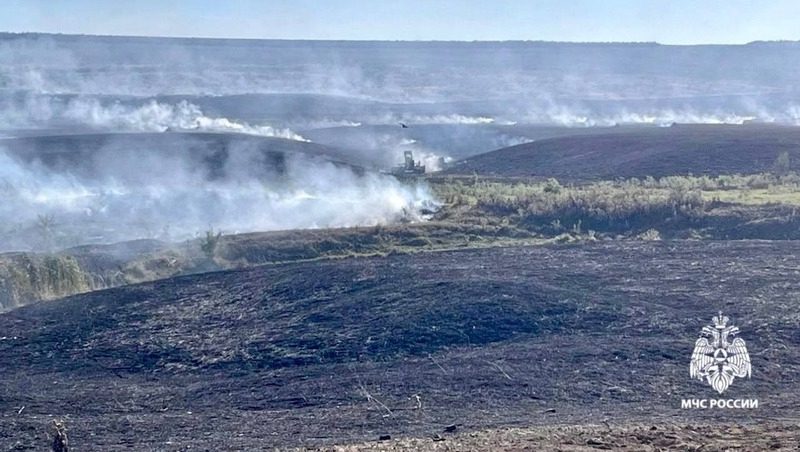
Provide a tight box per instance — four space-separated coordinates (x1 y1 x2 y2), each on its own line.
690 312 751 394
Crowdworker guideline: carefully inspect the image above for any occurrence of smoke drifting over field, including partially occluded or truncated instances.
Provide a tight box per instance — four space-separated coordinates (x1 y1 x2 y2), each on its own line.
517 101 800 127
3 34 800 249
0 137 433 251
1 96 308 140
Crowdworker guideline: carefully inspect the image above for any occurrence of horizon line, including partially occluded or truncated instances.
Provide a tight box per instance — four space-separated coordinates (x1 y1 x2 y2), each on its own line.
2 31 799 46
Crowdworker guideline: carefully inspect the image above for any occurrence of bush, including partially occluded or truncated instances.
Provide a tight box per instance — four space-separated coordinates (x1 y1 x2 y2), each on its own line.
200 229 223 260
403 236 433 247
774 151 791 175
637 229 662 241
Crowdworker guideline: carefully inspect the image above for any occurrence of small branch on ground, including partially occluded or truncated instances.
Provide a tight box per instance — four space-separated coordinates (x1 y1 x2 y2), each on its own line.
357 382 393 417
428 353 449 375
485 360 513 380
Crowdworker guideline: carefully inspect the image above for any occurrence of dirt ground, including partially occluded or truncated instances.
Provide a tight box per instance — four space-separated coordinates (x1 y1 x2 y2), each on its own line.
295 422 800 451
1 240 798 450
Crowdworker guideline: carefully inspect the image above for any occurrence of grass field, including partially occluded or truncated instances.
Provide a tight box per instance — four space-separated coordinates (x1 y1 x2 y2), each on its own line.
430 172 800 239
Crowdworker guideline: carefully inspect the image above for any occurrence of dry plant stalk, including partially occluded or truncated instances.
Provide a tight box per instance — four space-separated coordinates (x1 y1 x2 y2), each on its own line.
51 420 69 452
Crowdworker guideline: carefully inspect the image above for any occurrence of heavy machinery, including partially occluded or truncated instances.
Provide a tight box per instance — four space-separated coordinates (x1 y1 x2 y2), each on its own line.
389 151 426 178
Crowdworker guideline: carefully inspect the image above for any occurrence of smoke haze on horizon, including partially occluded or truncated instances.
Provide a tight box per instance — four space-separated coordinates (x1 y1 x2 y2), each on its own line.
2 0 800 44
2 34 800 250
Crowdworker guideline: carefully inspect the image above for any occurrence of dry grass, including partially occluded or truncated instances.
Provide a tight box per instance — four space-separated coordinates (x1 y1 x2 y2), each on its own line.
292 422 800 451
430 172 800 237
4 171 800 311
50 420 68 452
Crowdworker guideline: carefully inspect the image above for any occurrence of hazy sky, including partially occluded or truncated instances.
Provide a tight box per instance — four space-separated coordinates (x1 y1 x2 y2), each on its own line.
1 0 799 44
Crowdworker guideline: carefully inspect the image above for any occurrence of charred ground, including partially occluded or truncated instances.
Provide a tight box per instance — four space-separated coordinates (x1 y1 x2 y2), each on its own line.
0 132 364 175
445 124 800 180
2 125 800 451
1 241 798 450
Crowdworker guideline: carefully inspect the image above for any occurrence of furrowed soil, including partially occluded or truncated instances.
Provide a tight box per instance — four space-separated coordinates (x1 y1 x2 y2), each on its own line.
1 241 798 450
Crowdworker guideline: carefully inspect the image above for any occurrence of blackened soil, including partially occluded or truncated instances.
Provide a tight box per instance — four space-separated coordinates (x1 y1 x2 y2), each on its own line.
1 240 798 450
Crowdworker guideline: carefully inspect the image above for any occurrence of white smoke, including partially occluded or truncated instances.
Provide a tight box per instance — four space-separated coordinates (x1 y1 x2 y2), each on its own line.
0 143 435 251
521 102 800 127
288 113 504 129
398 114 496 125
395 138 451 171
291 118 363 131
1 96 309 141
495 135 534 148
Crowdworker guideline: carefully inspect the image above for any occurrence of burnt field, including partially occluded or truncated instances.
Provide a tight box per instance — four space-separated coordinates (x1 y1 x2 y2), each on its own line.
1 240 798 450
0 131 434 252
445 124 800 180
0 132 362 174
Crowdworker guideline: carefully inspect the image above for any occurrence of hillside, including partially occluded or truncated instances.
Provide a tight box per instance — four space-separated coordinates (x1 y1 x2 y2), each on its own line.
0 131 421 252
0 132 361 172
444 124 800 180
1 241 797 450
